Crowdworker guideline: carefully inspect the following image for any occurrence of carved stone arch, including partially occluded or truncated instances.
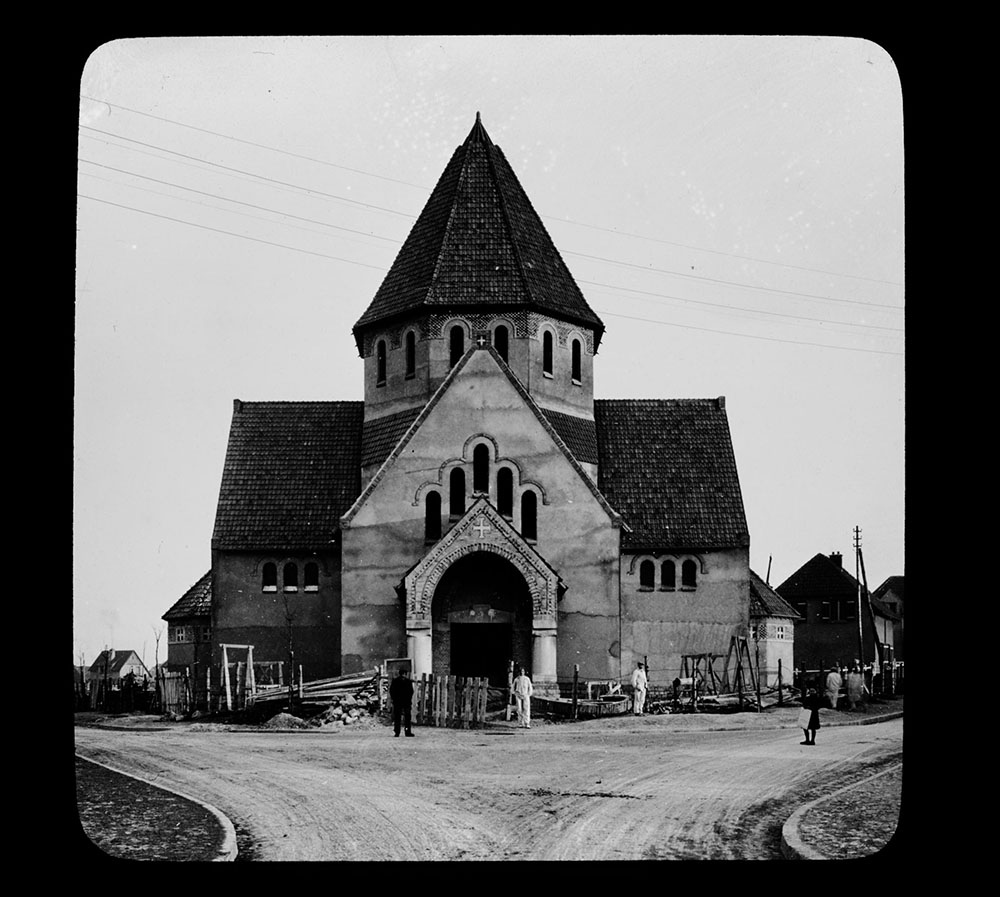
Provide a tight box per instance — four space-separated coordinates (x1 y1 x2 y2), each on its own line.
412 480 444 507
436 457 465 482
443 316 472 339
462 432 500 461
518 479 549 506
404 501 561 625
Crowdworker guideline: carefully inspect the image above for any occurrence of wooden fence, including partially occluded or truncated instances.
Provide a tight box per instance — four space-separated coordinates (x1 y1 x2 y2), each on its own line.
404 674 490 728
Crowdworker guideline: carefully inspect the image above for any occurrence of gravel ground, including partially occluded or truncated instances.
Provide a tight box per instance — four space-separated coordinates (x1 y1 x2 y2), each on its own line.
74 695 903 861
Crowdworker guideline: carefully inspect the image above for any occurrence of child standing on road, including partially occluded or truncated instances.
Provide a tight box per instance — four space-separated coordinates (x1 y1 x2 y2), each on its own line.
798 687 821 745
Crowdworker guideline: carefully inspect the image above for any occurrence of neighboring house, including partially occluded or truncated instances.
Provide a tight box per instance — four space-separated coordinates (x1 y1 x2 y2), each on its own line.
871 575 904 662
775 552 899 673
166 114 753 697
162 570 213 674
87 649 149 685
748 569 801 687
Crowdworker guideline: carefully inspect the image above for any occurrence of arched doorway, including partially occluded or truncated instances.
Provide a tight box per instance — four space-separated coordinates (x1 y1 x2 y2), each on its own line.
431 552 532 686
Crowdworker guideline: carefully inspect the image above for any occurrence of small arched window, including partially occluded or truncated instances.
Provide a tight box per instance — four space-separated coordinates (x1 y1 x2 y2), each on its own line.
497 468 513 517
473 444 489 494
376 340 387 386
639 560 655 589
521 490 537 541
543 330 553 376
494 325 509 363
262 562 277 592
450 468 466 517
405 331 416 379
283 563 298 592
682 559 698 588
305 562 319 591
450 325 465 367
661 560 676 590
425 490 442 541
571 338 582 382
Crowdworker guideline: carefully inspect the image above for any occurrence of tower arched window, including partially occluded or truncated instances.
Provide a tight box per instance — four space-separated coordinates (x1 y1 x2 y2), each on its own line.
494 325 509 363
639 560 655 590
450 468 466 517
473 444 489 494
543 330 553 376
661 560 676 590
521 490 537 541
305 562 319 591
571 338 582 382
497 468 513 517
262 562 277 592
682 560 698 589
425 490 441 541
376 339 387 386
450 325 465 367
283 563 298 592
405 331 416 379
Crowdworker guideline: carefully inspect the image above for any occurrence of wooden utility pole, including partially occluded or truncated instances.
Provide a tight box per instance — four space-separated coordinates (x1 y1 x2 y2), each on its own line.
854 527 865 671
857 545 883 674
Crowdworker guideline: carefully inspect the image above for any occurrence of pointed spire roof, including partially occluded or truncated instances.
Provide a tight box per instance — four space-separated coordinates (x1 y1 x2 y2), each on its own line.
353 114 604 351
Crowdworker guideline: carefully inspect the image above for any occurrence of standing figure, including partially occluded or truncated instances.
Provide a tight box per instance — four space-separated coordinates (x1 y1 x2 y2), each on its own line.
845 665 868 711
389 668 414 737
631 661 648 716
824 666 843 710
512 667 534 729
798 687 821 745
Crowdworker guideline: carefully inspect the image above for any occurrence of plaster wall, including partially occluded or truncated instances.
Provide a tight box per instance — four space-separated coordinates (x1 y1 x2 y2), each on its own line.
620 546 749 687
342 348 618 674
211 550 342 679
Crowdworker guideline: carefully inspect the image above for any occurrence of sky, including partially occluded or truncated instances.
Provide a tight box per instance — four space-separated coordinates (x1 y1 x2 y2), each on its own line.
74 35 905 670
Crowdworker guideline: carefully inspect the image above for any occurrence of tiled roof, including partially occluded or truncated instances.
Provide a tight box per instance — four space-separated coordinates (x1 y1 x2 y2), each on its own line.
353 115 604 350
775 553 901 621
88 650 145 675
362 407 423 468
540 409 598 465
162 570 212 621
871 575 904 603
212 400 364 550
776 553 862 599
749 569 802 619
593 398 749 551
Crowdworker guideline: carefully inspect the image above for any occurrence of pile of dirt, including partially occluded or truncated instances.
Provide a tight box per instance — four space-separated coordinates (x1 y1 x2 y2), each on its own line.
262 711 310 729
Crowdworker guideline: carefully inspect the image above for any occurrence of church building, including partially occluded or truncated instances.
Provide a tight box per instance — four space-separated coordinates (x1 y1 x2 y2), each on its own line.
165 114 752 698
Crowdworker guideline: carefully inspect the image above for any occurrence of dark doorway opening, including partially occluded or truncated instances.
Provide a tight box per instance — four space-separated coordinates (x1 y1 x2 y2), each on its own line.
450 623 512 686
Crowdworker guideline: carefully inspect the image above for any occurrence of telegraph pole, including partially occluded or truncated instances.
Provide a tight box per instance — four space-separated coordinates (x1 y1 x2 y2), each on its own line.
854 526 865 671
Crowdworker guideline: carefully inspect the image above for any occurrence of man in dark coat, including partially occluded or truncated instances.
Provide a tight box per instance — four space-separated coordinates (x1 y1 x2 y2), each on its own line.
389 669 415 737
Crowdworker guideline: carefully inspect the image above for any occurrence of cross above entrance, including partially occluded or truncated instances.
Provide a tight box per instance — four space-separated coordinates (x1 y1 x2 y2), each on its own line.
472 516 491 538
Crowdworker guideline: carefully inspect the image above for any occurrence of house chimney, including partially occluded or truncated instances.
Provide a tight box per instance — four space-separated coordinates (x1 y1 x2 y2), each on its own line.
829 552 842 569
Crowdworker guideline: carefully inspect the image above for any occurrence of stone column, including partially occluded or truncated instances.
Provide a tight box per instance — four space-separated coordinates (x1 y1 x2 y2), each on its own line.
531 627 559 698
408 625 432 678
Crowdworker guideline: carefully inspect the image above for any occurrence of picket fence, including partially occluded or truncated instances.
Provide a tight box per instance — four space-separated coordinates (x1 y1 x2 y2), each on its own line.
401 673 491 728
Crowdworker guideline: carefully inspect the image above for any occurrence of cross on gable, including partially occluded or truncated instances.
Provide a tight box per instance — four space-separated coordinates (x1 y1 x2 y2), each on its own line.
472 516 490 538
476 335 487 348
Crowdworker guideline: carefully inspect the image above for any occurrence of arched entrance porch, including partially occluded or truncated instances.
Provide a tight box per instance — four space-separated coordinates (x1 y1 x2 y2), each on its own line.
431 552 532 686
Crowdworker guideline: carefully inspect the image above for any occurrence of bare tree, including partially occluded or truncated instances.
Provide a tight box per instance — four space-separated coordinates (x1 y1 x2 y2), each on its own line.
152 624 164 712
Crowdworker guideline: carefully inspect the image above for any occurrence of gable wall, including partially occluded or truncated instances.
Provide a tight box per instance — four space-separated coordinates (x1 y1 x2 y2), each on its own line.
342 349 618 674
617 546 749 687
211 548 343 681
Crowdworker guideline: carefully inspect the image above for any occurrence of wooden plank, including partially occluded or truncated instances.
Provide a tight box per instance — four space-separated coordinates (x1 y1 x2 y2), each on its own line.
447 676 457 727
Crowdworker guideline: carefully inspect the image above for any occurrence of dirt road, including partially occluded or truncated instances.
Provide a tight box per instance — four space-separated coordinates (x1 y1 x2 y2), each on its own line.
74 714 903 861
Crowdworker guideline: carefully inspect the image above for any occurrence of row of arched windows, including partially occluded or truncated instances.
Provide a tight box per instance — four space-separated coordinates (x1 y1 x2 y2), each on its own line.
262 561 320 592
376 324 583 384
424 474 537 541
638 559 698 590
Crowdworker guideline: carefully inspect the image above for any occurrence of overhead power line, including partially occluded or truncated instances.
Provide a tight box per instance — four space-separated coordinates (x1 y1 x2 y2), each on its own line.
79 96 903 290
